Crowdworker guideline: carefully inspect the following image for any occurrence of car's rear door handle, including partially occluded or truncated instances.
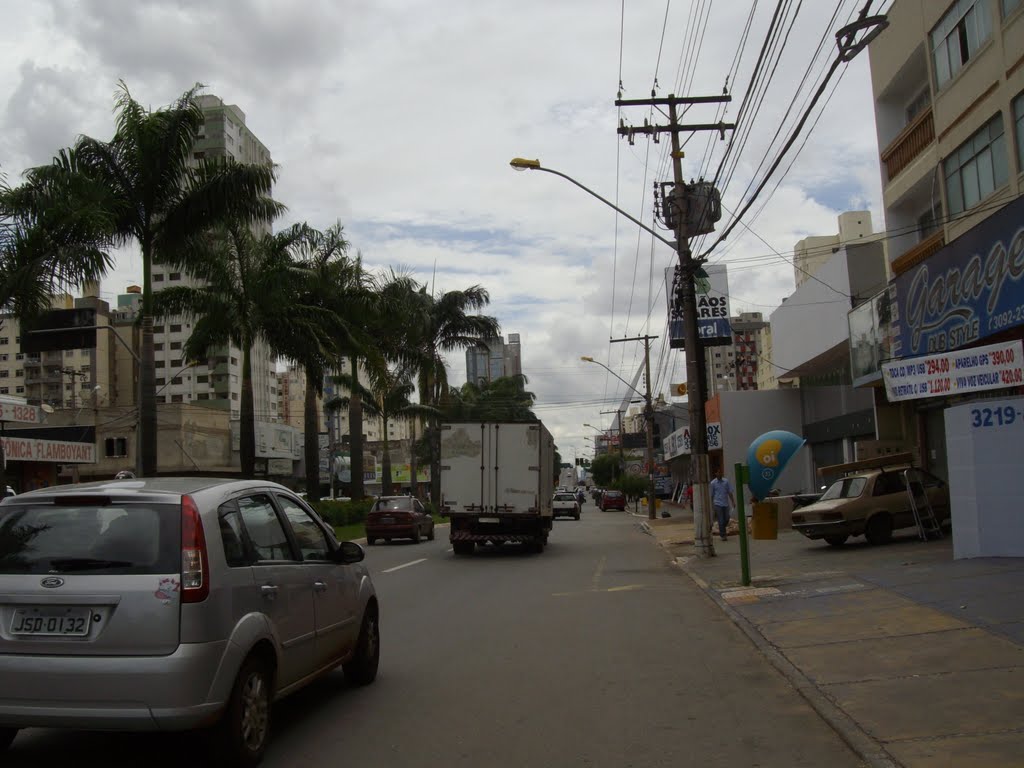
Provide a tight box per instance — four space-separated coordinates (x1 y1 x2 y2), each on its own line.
260 584 279 599
312 581 328 593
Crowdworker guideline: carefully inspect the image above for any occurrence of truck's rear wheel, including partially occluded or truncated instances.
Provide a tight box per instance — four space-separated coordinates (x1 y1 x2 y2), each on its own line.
453 541 474 556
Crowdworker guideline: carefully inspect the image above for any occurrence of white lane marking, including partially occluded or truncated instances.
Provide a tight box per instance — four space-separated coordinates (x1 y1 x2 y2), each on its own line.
382 558 428 573
446 547 453 553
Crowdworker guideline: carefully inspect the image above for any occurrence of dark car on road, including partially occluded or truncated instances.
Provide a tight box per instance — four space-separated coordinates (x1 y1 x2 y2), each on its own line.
599 490 626 511
365 496 435 545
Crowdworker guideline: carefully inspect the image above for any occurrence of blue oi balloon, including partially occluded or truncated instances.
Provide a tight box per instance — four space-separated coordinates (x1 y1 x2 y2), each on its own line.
746 430 806 500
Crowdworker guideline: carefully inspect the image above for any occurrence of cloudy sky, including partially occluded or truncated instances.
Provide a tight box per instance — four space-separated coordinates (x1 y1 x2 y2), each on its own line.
0 0 887 462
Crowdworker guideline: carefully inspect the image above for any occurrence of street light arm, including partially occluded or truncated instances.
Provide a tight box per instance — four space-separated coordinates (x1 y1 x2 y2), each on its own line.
581 356 644 400
510 160 677 250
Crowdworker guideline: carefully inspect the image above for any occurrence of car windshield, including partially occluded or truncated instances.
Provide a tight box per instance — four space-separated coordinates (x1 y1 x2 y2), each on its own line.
0 502 181 574
819 477 867 501
374 499 413 512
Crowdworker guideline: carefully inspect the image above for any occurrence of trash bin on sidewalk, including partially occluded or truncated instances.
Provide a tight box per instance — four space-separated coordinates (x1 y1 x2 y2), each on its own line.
751 501 778 540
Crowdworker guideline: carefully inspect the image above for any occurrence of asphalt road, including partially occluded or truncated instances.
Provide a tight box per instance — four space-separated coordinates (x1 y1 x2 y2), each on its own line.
7 501 864 767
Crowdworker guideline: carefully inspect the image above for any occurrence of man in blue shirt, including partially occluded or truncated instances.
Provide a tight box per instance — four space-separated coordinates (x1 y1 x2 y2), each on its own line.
709 468 736 541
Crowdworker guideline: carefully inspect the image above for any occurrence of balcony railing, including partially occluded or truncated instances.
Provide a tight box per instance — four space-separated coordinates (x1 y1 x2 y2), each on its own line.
892 230 945 276
880 105 935 182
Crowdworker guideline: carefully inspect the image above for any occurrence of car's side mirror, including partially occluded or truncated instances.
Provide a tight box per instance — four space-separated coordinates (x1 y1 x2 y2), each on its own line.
334 541 365 564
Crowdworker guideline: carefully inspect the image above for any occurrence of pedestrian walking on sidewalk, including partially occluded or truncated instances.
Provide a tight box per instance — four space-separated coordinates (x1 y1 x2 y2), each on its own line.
710 468 735 541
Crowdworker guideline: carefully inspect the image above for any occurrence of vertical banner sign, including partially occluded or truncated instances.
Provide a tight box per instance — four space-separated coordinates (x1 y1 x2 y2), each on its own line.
746 430 805 500
668 263 732 348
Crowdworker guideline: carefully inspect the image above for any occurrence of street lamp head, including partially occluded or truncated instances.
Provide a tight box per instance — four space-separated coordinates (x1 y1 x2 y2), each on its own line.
580 356 595 363
509 157 541 171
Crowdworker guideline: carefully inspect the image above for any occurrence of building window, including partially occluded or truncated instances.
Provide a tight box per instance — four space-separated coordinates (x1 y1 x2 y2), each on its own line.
170 341 182 350
931 0 993 89
154 273 164 282
231 392 239 401
230 357 238 366
15 353 23 361
0 387 6 395
197 375 208 383
155 360 165 368
169 273 181 281
1014 91 1024 174
171 377 182 385
172 359 182 367
15 386 23 394
170 324 182 333
15 370 22 378
155 378 165 386
197 393 209 400
0 337 7 345
171 394 183 403
944 113 1008 214
154 343 164 351
104 437 128 457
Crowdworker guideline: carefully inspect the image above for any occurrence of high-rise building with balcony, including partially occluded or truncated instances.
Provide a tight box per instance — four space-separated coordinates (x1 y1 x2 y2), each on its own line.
465 333 523 385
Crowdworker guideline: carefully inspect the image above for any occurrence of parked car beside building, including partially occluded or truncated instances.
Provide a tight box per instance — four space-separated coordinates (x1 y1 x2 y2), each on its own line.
791 459 949 546
599 490 626 511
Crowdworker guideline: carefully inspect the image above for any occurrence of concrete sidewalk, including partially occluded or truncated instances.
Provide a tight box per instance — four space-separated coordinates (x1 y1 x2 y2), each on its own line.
643 503 1024 767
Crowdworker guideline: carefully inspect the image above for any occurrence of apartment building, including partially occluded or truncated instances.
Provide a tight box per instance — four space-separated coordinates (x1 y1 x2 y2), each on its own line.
465 333 523 385
706 312 769 394
854 0 1024 478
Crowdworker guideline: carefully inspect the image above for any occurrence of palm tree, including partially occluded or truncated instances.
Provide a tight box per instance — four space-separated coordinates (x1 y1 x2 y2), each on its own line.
11 82 280 475
404 285 500 506
327 364 440 495
449 374 538 422
279 222 367 501
150 222 321 477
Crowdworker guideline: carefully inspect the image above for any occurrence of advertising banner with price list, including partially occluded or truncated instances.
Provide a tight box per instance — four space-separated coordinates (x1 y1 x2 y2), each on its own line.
882 340 1024 402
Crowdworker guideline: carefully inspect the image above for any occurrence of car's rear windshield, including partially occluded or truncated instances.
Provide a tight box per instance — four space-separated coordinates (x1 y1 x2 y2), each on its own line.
819 477 867 501
373 499 412 512
605 491 624 498
0 503 181 575
554 494 576 501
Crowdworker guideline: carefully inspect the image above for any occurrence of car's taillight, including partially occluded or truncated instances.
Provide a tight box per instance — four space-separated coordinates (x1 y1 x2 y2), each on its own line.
181 494 210 603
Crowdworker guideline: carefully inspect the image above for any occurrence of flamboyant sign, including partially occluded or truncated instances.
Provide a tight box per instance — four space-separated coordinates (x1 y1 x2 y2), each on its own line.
1 436 95 464
882 340 1024 402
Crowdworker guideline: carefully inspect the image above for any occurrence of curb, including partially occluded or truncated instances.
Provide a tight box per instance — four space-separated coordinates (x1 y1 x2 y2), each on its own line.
673 556 901 768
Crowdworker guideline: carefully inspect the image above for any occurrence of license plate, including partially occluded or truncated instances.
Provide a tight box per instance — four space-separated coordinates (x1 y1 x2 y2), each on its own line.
478 517 501 524
379 517 395 524
11 607 92 637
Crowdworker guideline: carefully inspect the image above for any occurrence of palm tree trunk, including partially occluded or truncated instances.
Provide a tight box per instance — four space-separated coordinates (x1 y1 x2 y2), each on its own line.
349 354 364 499
240 342 256 478
427 369 442 508
139 242 158 476
381 416 393 496
409 417 418 499
304 368 320 500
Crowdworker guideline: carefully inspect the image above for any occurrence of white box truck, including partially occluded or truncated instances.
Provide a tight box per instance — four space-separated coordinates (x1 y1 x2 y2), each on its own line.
440 421 554 555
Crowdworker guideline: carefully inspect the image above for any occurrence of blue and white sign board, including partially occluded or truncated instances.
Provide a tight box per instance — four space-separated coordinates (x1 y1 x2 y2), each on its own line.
663 422 722 460
893 195 1024 357
882 340 1024 402
945 396 1024 558
668 263 732 348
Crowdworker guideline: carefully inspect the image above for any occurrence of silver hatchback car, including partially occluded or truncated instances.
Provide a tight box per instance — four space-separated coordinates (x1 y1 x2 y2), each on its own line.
0 478 379 767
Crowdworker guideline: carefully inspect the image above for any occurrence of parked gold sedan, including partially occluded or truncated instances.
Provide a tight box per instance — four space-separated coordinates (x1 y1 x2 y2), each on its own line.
791 467 949 546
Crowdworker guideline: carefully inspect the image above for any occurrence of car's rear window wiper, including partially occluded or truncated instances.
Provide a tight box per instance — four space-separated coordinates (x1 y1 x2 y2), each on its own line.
48 557 135 571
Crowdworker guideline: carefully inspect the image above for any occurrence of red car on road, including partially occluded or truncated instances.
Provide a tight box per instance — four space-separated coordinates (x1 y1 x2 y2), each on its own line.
599 490 626 511
366 496 435 544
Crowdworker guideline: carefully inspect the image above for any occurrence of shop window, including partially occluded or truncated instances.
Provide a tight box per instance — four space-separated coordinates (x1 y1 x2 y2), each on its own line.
944 113 1008 214
931 0 993 89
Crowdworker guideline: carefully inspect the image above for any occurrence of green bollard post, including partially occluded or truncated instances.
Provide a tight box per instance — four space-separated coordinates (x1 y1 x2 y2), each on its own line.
735 463 751 587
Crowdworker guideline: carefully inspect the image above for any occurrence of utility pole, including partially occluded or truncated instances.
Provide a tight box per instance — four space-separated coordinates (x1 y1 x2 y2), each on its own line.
600 408 625 480
611 334 658 520
615 93 735 556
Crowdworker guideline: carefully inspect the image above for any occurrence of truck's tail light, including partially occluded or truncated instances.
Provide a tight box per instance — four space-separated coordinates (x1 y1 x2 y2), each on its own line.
181 494 210 603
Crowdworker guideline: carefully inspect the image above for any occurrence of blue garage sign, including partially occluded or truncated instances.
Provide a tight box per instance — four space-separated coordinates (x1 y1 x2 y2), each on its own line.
893 196 1024 358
